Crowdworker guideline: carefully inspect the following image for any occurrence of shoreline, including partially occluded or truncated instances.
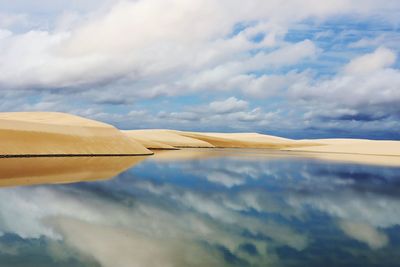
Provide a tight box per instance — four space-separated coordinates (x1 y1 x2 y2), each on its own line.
0 153 154 158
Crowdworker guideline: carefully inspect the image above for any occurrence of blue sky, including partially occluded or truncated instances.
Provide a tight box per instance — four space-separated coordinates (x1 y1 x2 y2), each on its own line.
0 0 399 139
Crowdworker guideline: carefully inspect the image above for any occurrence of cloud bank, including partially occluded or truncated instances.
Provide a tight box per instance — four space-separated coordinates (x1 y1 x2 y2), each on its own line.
0 0 399 137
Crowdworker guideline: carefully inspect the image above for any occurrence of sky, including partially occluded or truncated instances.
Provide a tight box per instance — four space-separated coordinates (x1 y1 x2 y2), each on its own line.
0 0 399 139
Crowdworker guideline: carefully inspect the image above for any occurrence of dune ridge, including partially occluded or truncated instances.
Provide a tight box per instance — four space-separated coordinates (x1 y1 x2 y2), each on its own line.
122 131 178 150
0 112 398 166
176 131 321 149
124 129 400 166
122 130 215 148
0 112 152 156
284 139 400 156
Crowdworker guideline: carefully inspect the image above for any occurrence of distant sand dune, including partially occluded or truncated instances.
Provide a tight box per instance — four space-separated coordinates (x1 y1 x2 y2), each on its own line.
177 131 320 149
124 129 400 166
122 131 177 150
0 112 399 167
0 112 152 156
285 139 400 156
122 130 214 148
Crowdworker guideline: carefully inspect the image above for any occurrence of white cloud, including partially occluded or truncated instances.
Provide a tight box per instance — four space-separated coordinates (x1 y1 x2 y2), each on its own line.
0 13 28 29
0 0 397 94
208 97 248 114
344 47 396 75
0 0 399 134
288 47 400 130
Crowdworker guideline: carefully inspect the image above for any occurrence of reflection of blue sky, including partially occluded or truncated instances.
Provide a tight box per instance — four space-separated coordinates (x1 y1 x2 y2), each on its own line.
0 152 400 266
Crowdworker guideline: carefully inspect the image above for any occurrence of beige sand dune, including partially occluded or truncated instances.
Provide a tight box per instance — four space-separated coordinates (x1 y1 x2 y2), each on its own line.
176 131 319 149
0 112 152 156
0 156 146 187
122 130 214 148
122 131 177 150
123 129 400 166
124 129 319 149
1 111 398 167
285 139 400 156
122 125 400 166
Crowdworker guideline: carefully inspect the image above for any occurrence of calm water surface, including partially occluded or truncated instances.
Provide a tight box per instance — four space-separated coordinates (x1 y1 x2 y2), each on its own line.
0 149 399 267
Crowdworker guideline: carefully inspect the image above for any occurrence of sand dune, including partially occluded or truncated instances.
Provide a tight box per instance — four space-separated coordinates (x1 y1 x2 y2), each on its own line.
124 129 400 156
124 130 318 149
0 156 146 187
152 148 400 167
122 130 214 148
123 129 400 166
177 131 319 149
122 131 177 150
1 111 398 166
0 112 152 156
285 139 400 156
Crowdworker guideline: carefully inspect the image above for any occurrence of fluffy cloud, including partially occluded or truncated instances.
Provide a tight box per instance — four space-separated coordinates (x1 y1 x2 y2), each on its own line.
208 97 248 114
0 0 397 92
0 0 399 136
343 47 396 75
287 47 400 135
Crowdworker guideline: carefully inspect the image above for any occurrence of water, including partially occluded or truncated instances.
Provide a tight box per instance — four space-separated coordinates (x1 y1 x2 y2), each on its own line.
0 149 399 267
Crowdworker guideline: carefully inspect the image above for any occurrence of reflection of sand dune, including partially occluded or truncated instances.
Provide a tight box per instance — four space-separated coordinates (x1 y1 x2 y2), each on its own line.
152 148 304 161
0 112 152 156
152 148 400 167
0 156 146 187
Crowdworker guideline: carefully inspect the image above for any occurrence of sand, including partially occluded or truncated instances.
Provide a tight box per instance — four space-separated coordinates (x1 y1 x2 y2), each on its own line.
122 131 177 150
177 131 320 149
123 130 319 149
0 112 398 166
0 156 146 187
283 139 400 166
123 130 400 166
285 139 400 156
122 130 214 148
0 112 152 156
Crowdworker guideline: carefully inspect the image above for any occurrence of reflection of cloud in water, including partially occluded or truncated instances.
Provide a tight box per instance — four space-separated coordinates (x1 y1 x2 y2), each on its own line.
0 184 285 266
338 221 388 249
50 217 225 267
147 157 400 250
0 152 399 266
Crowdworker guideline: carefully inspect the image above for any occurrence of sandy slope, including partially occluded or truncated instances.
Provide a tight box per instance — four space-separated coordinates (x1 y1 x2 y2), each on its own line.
177 131 319 148
0 112 152 156
285 139 400 156
122 131 177 150
1 111 398 166
123 129 400 166
0 156 146 187
122 129 400 157
122 130 214 148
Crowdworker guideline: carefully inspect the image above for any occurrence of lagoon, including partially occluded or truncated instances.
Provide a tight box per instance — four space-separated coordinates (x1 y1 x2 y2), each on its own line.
0 149 399 267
